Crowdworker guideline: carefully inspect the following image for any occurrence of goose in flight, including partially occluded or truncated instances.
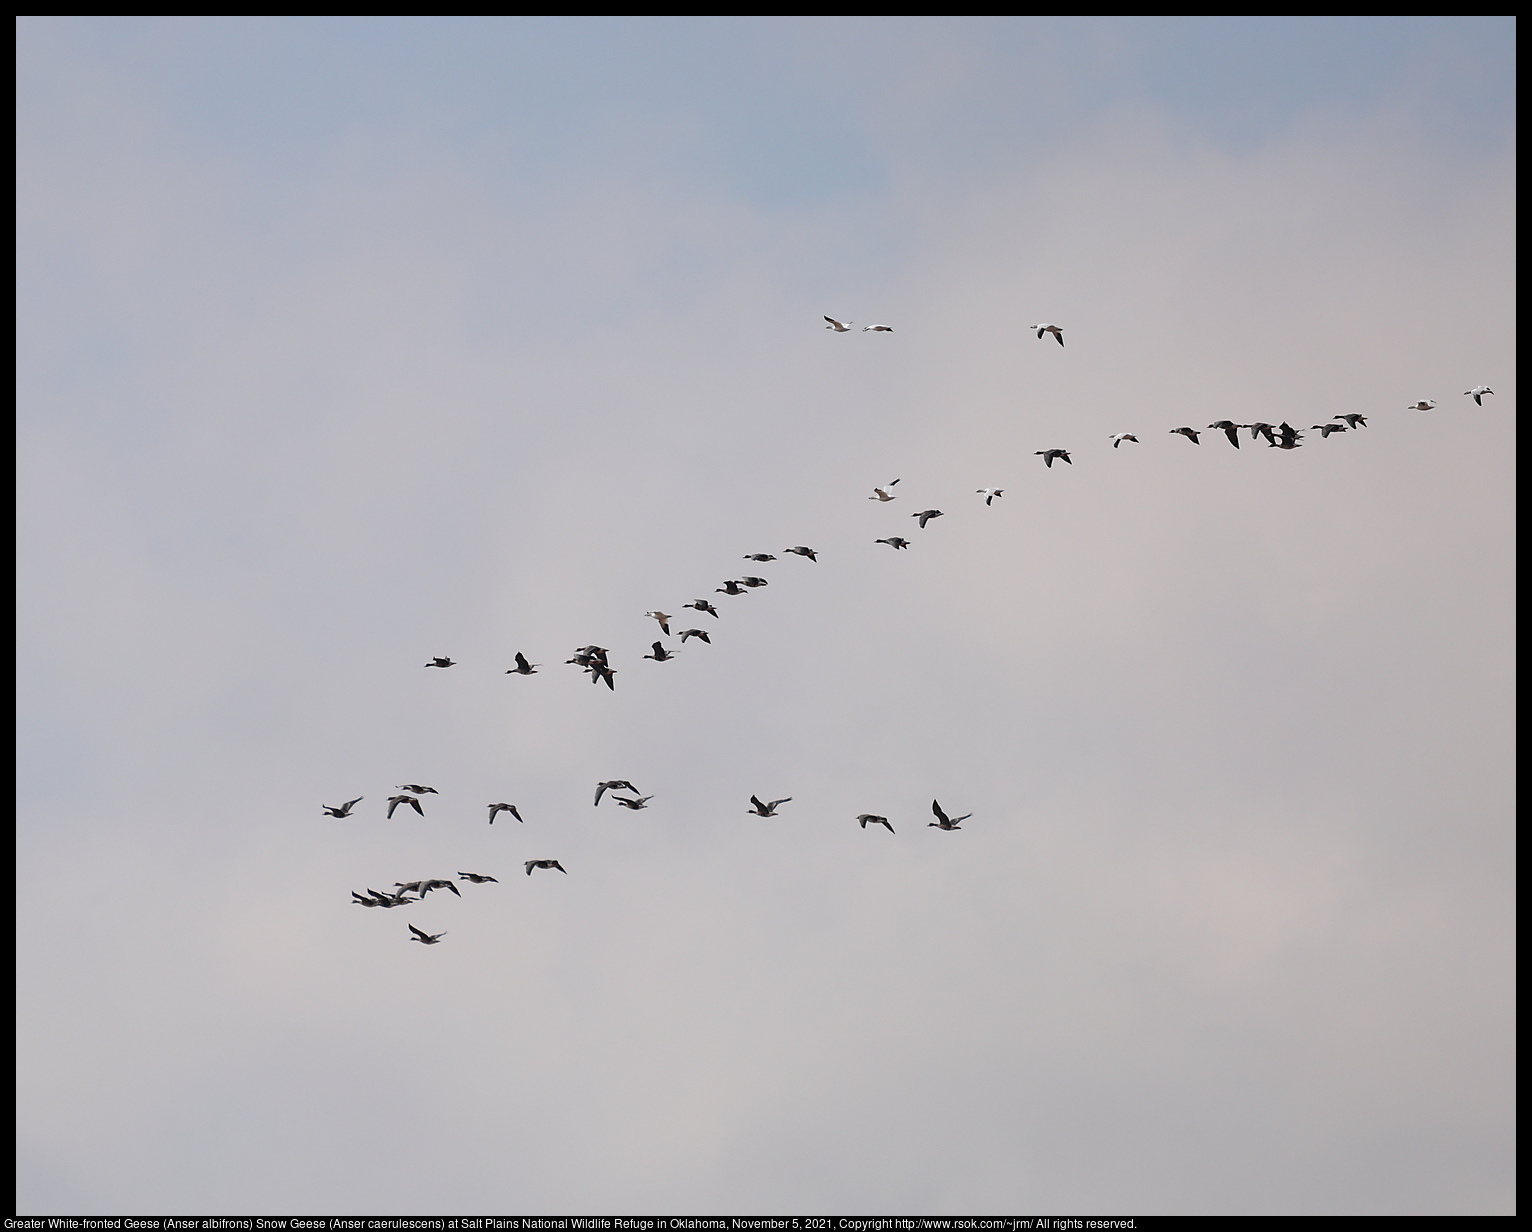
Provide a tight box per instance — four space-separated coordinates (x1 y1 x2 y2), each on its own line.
857 814 895 833
387 795 424 819
784 546 818 561
743 554 776 563
876 536 911 549
716 580 747 596
912 509 943 529
1208 420 1242 448
748 795 792 816
595 780 638 807
645 611 673 636
739 576 769 588
929 799 971 830
1312 422 1348 438
420 878 461 898
395 881 426 897
1170 427 1201 444
1032 323 1064 346
352 890 385 907
1408 400 1437 412
685 598 720 618
644 641 676 662
1036 449 1072 467
1272 422 1304 449
506 652 539 675
1332 414 1367 429
1464 386 1494 406
863 324 893 332
371 888 414 907
1109 433 1138 448
322 797 363 818
977 489 1003 505
408 924 446 945
824 316 853 332
425 657 456 668
458 872 498 884
396 784 439 796
1247 422 1278 445
591 663 617 691
678 628 711 644
488 802 523 824
612 794 654 810
525 859 567 876
868 480 900 501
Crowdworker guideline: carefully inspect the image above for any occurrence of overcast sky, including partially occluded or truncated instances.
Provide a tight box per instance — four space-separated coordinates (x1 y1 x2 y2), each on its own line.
16 17 1515 1216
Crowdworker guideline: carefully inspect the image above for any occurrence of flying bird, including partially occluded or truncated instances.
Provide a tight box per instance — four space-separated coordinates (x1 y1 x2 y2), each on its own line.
458 872 499 884
824 316 853 332
595 780 638 807
591 663 617 690
488 802 523 824
645 611 672 636
322 797 363 818
387 795 424 819
1032 323 1064 346
868 481 900 501
612 795 654 810
525 859 567 876
685 599 720 618
1247 422 1278 445
396 785 439 796
857 814 895 833
644 641 676 662
739 576 769 588
1109 434 1139 448
1332 414 1367 429
1464 386 1494 406
876 537 911 550
506 652 539 675
352 891 385 907
912 509 943 529
1272 423 1304 449
678 628 711 644
419 878 461 898
1208 420 1242 448
929 799 971 830
370 888 414 907
1312 422 1348 438
743 554 777 563
862 324 893 332
784 546 818 561
716 580 747 596
425 657 456 668
408 924 446 945
748 795 792 816
1170 427 1201 444
1407 400 1437 412
977 489 1003 505
1036 449 1072 467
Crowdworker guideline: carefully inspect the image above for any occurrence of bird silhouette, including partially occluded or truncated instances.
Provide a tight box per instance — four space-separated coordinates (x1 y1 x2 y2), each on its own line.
929 799 971 830
322 797 363 818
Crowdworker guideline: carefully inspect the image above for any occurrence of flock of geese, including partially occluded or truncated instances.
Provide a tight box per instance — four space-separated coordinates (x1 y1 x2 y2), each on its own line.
331 316 1498 947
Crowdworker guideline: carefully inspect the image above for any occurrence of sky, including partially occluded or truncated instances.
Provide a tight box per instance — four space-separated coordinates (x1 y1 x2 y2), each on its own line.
15 17 1516 1216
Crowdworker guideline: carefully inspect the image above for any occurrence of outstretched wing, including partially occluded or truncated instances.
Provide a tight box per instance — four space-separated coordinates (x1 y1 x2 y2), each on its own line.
409 924 428 940
932 799 949 825
769 797 793 810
